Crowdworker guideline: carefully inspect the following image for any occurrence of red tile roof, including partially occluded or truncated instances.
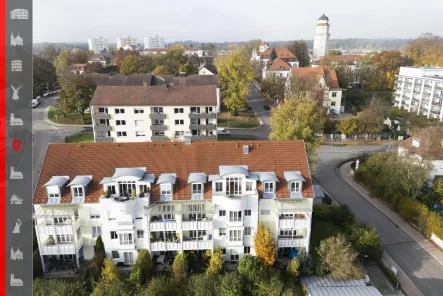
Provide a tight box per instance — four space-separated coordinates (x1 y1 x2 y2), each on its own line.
33 141 314 204
90 85 217 106
290 66 340 89
399 127 443 160
70 63 87 71
260 47 297 60
268 58 291 71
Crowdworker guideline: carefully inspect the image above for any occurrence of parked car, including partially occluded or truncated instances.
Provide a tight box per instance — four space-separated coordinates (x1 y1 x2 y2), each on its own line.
32 99 39 108
82 127 93 132
216 128 231 135
263 104 270 110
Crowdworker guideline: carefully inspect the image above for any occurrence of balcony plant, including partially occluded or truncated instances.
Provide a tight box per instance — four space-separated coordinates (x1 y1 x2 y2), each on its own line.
102 189 111 198
139 189 145 198
131 190 137 199
150 233 156 242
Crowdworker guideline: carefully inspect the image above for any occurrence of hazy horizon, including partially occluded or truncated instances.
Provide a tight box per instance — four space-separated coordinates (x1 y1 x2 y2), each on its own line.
34 0 443 43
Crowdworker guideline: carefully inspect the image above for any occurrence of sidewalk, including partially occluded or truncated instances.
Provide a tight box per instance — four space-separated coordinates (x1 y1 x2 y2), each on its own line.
43 105 91 128
338 161 443 295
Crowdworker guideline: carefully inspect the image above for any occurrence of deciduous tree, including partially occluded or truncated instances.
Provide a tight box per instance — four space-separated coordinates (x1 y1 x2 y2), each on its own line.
100 258 119 284
253 222 276 268
316 234 364 280
72 49 90 63
287 41 310 67
349 224 384 261
90 279 129 296
206 246 224 276
179 61 197 75
215 48 255 114
55 49 73 87
219 272 244 296
336 117 358 136
129 249 153 286
120 55 141 74
172 253 189 279
114 49 138 69
260 73 286 104
58 75 97 123
269 97 327 167
33 55 58 96
85 62 103 74
43 44 58 61
238 254 262 281
88 252 105 282
356 108 383 135
405 33 443 67
328 49 342 55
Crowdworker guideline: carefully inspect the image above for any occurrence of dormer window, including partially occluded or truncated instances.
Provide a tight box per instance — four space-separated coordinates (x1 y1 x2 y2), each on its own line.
284 171 306 199
192 183 203 194
289 181 301 193
43 176 69 204
67 175 92 203
263 182 275 193
157 173 176 201
73 187 84 197
226 177 242 196
160 184 172 197
188 173 206 200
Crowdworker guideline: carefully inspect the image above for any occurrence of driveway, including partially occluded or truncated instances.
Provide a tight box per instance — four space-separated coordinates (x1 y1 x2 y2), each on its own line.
32 96 83 191
314 145 443 296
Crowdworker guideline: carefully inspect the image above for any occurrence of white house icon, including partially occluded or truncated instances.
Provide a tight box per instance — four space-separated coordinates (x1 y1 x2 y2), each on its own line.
10 194 23 205
11 33 23 46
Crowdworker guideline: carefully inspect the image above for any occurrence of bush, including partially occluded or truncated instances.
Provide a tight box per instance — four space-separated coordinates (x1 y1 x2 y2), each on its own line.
219 272 244 296
130 249 153 286
140 276 180 296
295 249 314 276
33 278 88 296
172 253 189 279
287 257 301 278
428 211 443 239
349 225 384 261
333 205 356 227
238 254 262 281
313 204 333 221
187 274 219 296
88 252 105 282
254 273 284 296
317 234 364 280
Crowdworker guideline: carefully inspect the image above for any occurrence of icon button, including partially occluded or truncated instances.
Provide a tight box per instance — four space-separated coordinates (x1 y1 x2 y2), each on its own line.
10 167 23 179
11 85 21 100
10 9 28 20
11 33 23 46
12 139 22 152
11 60 22 72
10 246 23 260
10 194 23 205
12 219 21 234
10 113 23 126
10 274 23 287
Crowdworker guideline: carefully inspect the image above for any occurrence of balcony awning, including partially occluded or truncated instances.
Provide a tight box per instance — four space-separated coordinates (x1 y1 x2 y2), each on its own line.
43 176 69 187
219 165 249 177
99 177 113 185
157 173 177 184
112 167 146 180
67 175 92 187
284 171 306 182
140 174 155 183
34 204 79 218
258 172 279 182
208 175 221 182
188 173 207 184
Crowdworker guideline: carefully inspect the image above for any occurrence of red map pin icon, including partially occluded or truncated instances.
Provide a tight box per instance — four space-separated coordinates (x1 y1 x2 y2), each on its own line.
12 139 22 152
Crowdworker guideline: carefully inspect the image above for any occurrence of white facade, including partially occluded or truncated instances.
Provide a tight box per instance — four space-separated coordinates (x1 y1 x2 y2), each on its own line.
398 144 443 184
91 104 220 143
198 66 215 75
184 50 207 58
313 14 330 59
117 36 137 50
144 35 165 49
34 165 313 272
88 37 109 54
394 67 443 120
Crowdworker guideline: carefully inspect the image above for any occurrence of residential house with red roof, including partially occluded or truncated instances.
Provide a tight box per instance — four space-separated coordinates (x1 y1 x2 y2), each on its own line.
286 66 344 114
33 140 314 272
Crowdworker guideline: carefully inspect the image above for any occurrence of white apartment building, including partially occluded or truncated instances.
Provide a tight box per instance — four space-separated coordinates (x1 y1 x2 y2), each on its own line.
313 14 330 59
33 140 314 272
117 36 137 50
144 35 165 49
286 66 343 114
394 67 443 120
88 37 109 54
90 84 220 143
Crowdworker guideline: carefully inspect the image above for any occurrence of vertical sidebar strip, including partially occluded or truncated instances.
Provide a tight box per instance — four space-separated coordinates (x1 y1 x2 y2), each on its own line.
0 0 6 294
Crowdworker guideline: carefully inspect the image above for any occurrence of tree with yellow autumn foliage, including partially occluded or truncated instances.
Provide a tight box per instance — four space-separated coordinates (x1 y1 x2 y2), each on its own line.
253 222 276 268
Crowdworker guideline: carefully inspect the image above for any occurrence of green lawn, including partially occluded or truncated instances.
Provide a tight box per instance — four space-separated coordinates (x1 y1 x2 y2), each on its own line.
48 106 92 125
310 219 346 262
65 132 94 143
217 110 260 128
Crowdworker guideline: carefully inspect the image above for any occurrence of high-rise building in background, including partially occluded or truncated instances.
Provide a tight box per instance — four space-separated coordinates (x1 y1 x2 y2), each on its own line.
88 37 109 53
144 35 165 49
313 14 330 59
116 36 137 50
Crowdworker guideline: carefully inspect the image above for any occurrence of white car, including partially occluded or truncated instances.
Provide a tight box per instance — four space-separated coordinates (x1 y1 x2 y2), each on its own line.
216 128 231 135
32 99 39 108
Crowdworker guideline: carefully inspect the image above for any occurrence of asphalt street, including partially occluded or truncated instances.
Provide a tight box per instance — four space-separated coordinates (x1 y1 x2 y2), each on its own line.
32 96 82 192
314 145 443 296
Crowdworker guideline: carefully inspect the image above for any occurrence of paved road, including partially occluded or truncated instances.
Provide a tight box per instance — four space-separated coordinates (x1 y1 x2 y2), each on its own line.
32 96 82 191
315 145 443 296
227 85 271 139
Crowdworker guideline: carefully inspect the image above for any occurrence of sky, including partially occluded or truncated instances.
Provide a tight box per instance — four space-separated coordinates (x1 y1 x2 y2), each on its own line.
34 0 443 43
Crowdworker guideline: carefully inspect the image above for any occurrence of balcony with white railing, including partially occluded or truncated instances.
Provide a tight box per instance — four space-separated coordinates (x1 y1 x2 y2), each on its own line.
149 220 179 231
279 218 310 229
182 219 212 231
37 218 81 235
40 236 83 255
277 236 307 248
117 220 135 231
118 240 136 250
182 238 212 250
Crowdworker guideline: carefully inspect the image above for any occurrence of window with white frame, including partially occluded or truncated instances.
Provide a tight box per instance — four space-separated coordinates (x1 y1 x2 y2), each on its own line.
175 119 184 125
219 210 226 217
229 211 242 222
123 252 134 264
118 181 136 196
116 120 126 125
215 182 223 192
56 234 73 243
153 107 163 113
134 108 144 114
231 253 240 261
331 101 336 106
190 230 206 239
219 228 226 236
244 247 251 254
221 248 226 255
279 229 296 237
112 251 119 258
92 226 101 238
53 217 68 224
175 131 184 137
226 177 242 196
244 227 251 235
73 187 84 197
117 131 127 137
174 108 184 113
191 107 200 113
246 181 253 192
110 231 117 239
192 183 203 194
115 108 125 114
135 120 145 126
188 204 206 220
137 230 144 239
119 233 133 245
264 182 274 193
161 184 172 196
229 230 242 241
90 208 100 219
244 209 251 216
48 192 60 198
332 92 337 97
154 119 164 125
261 209 270 215
136 131 146 137
290 181 301 193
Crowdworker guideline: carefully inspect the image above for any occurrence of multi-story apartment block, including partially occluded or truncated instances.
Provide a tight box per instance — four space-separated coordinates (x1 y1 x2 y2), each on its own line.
33 140 314 272
394 67 443 120
117 36 137 50
144 35 165 49
88 37 109 54
90 84 220 143
286 66 343 114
